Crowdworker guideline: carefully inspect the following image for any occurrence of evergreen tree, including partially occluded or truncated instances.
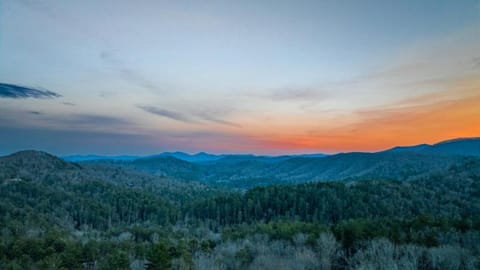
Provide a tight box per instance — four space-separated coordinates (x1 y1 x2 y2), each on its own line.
145 242 172 270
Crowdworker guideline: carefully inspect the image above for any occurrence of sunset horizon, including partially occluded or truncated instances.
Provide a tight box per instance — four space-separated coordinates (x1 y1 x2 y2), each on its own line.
1 135 480 157
2 1 480 268
1 0 479 155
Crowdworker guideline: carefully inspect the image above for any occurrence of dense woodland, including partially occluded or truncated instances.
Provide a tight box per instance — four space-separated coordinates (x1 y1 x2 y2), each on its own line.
91 152 472 188
1 145 480 269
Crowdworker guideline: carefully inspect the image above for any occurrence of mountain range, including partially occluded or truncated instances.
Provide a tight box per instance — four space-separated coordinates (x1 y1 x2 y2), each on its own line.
3 141 480 269
63 137 480 163
62 151 329 163
53 137 480 188
385 137 480 156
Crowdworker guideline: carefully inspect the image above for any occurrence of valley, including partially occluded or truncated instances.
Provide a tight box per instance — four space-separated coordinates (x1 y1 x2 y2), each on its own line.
1 138 480 269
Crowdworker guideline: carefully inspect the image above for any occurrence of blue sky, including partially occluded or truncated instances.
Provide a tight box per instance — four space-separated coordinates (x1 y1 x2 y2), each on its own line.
1 0 479 155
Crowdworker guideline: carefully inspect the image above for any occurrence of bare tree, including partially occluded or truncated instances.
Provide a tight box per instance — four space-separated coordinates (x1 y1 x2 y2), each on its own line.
315 233 342 270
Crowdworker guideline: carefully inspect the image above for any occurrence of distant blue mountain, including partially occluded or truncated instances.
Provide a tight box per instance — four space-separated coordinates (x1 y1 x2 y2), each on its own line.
61 137 480 163
62 152 221 162
143 152 225 163
385 144 431 153
385 137 480 156
63 152 329 163
62 155 139 162
296 153 328 158
49 136 480 189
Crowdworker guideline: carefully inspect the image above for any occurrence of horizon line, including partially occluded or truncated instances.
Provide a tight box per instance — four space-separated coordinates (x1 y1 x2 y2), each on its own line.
2 136 479 158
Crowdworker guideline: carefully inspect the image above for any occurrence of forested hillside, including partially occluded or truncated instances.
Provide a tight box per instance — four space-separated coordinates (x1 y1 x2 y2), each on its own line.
90 151 477 189
1 150 480 269
78 138 480 189
387 137 480 156
3 0 479 267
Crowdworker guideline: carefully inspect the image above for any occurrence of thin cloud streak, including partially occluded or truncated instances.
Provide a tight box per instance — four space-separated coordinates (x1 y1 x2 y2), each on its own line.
0 126 156 156
270 87 327 101
0 107 136 136
283 77 480 152
27 111 42 115
63 114 132 126
0 83 61 99
199 114 242 128
100 51 162 92
137 105 194 123
138 105 241 127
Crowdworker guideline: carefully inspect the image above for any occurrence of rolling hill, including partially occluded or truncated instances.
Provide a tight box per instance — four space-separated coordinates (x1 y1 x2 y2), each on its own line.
79 137 480 188
2 145 480 268
386 137 480 156
11 137 480 189
0 150 214 203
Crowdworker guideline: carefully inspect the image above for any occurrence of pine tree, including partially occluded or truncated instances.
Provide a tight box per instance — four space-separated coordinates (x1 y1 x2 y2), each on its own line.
145 242 172 270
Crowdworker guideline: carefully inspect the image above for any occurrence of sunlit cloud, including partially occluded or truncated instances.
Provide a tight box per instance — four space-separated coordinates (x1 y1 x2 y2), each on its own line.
252 76 480 153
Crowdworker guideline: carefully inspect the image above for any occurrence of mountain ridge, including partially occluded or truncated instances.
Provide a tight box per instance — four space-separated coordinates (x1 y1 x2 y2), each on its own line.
59 137 480 163
385 137 480 156
5 137 480 189
62 151 329 163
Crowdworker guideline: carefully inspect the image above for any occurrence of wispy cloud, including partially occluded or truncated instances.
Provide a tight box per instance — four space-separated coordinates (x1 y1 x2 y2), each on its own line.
0 83 61 99
204 117 242 128
0 126 155 156
137 105 194 123
473 56 480 70
270 87 327 101
28 111 42 115
16 0 58 21
61 102 75 106
138 105 241 127
296 76 480 152
199 114 242 128
0 107 135 135
63 114 131 126
100 51 162 92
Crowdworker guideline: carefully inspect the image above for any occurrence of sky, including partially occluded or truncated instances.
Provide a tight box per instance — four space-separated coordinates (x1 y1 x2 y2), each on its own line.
0 0 479 155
